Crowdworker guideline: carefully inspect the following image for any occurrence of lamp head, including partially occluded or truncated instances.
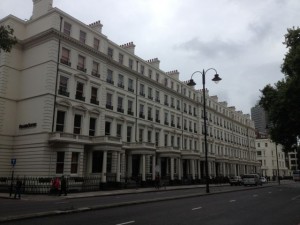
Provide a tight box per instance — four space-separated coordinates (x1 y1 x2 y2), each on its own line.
187 79 196 86
212 74 222 84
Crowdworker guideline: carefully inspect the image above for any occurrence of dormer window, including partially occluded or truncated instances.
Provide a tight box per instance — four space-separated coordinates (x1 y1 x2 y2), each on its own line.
63 22 71 36
164 78 168 87
129 59 133 69
156 73 160 82
119 53 124 64
140 65 145 75
108 47 113 59
79 30 86 43
94 38 100 50
148 69 152 78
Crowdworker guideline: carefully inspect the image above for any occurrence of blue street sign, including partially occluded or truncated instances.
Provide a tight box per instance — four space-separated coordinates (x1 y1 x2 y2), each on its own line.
11 158 16 166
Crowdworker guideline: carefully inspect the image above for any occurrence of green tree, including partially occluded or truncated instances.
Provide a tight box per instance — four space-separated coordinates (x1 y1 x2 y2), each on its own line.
260 27 300 151
0 25 17 52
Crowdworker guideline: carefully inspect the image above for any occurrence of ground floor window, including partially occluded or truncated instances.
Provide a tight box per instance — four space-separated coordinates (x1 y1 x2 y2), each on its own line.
71 152 79 174
56 152 65 174
92 151 103 173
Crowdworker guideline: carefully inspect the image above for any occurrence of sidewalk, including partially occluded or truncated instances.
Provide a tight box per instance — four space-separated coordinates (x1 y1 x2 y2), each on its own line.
0 180 286 201
0 183 226 201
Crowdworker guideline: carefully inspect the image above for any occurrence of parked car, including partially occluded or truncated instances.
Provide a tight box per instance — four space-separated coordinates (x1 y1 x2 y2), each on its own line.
229 176 243 186
242 174 262 186
260 176 267 183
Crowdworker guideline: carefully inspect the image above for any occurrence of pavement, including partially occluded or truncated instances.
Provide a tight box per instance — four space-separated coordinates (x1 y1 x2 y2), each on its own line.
0 183 228 201
0 181 285 223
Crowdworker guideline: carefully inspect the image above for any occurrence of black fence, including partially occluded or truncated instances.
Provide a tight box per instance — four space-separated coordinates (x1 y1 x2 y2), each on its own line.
0 176 110 194
0 174 230 195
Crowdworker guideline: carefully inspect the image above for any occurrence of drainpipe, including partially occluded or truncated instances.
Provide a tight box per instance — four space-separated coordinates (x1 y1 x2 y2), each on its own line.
51 16 63 132
49 16 63 177
135 61 139 142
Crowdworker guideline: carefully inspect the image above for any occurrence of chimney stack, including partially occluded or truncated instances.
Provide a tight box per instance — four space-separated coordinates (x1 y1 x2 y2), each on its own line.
89 21 103 33
166 70 179 80
146 58 160 69
32 0 53 20
120 42 135 54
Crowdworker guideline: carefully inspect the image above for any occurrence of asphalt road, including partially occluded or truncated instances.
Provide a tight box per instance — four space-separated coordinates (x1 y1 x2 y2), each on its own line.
2 182 300 225
0 184 255 220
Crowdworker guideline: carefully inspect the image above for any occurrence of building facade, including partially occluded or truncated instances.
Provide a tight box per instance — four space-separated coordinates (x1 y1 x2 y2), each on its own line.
255 139 290 177
0 0 259 184
251 103 269 135
285 150 299 172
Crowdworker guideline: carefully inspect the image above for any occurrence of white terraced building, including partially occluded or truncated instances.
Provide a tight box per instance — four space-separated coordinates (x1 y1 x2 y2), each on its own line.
0 0 259 185
255 139 290 178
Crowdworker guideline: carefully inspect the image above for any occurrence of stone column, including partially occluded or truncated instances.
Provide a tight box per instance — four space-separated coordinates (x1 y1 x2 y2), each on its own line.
82 112 89 135
178 158 182 180
223 163 226 177
128 154 132 177
142 154 146 181
233 164 237 176
101 151 107 183
170 158 174 180
87 151 93 174
208 161 212 177
65 109 73 133
122 121 127 142
198 160 201 179
116 152 121 182
152 155 156 180
191 159 195 180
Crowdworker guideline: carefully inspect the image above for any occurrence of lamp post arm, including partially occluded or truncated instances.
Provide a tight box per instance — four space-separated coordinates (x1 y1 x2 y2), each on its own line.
204 68 218 75
190 71 204 80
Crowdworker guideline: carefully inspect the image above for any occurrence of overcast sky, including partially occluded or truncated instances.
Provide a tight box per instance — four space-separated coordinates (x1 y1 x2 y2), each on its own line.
1 0 299 115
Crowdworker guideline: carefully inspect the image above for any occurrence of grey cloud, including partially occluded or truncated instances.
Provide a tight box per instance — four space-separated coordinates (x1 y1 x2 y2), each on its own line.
175 38 244 59
248 22 273 41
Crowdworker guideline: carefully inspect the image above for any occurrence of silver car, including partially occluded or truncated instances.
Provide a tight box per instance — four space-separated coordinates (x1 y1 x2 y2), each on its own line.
242 174 262 186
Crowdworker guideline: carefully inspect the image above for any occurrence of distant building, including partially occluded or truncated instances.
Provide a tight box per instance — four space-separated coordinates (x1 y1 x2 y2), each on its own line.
251 104 269 135
285 150 299 171
0 0 259 184
255 139 290 177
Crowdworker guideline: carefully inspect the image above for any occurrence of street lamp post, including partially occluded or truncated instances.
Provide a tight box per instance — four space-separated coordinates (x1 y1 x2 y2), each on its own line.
187 69 221 193
275 143 280 185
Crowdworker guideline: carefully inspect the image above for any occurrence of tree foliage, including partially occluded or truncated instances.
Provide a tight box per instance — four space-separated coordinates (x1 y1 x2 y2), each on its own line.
259 27 300 151
0 25 17 52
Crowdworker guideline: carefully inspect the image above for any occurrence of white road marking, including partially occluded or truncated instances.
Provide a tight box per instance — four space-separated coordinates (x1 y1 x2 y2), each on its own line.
229 200 236 202
116 221 135 225
291 195 300 201
192 207 202 210
253 194 258 197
